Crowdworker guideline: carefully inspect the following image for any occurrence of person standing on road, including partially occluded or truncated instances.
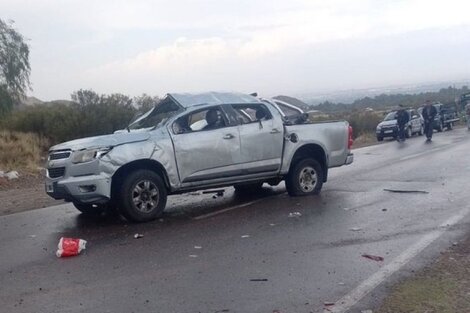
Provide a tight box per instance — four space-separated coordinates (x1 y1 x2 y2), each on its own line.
396 105 410 142
422 100 437 142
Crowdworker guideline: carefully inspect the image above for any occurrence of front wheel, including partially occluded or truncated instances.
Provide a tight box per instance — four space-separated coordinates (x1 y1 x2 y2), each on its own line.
118 170 167 222
285 158 324 196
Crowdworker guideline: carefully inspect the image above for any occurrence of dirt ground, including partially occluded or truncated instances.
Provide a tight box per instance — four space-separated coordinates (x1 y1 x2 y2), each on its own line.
376 235 470 313
0 172 63 216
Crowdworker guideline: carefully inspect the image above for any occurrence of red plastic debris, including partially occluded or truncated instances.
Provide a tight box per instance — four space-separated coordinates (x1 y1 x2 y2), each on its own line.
56 237 87 257
361 254 384 262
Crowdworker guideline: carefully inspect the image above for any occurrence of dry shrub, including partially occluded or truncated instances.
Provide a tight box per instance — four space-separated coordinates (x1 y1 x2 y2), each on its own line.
0 131 50 172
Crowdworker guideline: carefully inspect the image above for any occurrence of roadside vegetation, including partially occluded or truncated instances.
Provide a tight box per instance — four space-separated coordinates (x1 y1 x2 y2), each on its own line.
0 130 49 171
377 236 470 313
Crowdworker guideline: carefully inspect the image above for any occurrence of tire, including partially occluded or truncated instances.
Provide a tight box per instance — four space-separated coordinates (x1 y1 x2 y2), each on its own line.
377 136 383 142
118 170 167 222
447 122 453 131
73 202 116 217
234 182 264 194
405 127 412 138
437 121 443 132
285 158 323 196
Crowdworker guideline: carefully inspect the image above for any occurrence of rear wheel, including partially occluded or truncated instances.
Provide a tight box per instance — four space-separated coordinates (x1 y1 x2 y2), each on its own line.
118 170 167 222
285 158 323 196
447 122 453 131
437 121 444 132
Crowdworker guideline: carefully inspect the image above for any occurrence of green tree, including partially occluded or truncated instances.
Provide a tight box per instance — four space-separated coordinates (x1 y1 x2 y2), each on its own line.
0 19 31 115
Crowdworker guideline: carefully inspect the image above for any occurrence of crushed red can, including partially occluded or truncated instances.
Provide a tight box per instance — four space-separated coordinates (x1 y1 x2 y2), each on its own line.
56 237 87 257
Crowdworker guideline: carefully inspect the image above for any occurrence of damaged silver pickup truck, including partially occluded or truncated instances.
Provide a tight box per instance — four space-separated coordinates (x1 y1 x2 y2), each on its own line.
46 92 354 222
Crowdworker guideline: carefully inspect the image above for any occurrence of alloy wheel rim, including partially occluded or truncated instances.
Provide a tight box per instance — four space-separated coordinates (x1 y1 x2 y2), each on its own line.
299 166 317 192
132 180 159 213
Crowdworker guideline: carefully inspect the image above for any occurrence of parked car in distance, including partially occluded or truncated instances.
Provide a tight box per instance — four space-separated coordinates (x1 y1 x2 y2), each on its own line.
418 102 459 132
45 92 354 222
376 109 424 141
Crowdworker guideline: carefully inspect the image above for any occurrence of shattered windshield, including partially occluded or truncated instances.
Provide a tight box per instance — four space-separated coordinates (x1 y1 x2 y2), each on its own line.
384 112 397 121
128 98 182 130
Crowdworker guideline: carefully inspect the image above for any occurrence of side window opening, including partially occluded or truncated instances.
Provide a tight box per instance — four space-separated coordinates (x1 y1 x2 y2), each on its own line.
231 103 272 125
172 107 228 134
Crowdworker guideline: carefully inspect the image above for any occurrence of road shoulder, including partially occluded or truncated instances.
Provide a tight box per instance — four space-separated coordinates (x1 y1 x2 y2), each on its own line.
376 233 470 313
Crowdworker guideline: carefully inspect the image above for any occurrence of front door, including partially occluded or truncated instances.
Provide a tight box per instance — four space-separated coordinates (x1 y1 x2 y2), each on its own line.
170 106 242 183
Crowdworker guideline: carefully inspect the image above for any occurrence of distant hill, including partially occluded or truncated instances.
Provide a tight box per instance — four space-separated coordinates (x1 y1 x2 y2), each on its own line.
20 96 43 107
17 97 74 110
273 95 312 111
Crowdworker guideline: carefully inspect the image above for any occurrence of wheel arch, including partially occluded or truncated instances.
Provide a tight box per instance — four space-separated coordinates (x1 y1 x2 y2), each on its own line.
111 159 171 200
289 144 328 182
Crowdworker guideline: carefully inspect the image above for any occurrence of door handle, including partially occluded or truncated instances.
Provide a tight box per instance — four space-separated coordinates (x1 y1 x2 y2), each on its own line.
270 128 280 134
223 134 235 139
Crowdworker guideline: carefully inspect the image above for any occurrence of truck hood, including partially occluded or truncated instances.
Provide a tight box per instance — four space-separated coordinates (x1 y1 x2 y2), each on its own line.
50 132 150 151
378 120 397 127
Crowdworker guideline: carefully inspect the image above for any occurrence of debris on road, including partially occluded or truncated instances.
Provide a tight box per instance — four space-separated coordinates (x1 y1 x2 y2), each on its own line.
338 282 345 286
382 208 388 212
189 254 198 258
323 301 335 306
269 223 276 226
383 189 429 194
343 207 351 211
362 254 384 262
194 246 202 249
249 278 268 282
0 170 20 180
361 310 373 313
241 235 250 238
349 227 362 232
56 237 87 258
134 233 144 239
288 212 302 218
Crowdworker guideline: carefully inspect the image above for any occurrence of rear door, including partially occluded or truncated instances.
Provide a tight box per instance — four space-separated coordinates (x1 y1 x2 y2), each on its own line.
170 106 242 183
230 103 284 175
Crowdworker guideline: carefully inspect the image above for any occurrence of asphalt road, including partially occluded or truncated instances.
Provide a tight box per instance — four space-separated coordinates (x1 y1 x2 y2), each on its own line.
1 128 470 313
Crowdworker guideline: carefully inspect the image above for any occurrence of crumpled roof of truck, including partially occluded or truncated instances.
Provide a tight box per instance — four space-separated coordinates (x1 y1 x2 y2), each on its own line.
168 92 259 108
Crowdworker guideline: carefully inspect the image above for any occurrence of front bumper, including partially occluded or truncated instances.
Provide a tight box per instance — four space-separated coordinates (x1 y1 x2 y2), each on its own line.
46 174 111 204
45 152 112 204
345 153 354 165
376 128 398 138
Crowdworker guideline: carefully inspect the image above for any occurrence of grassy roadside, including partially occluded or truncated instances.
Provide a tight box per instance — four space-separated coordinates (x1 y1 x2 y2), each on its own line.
0 130 49 172
376 235 470 313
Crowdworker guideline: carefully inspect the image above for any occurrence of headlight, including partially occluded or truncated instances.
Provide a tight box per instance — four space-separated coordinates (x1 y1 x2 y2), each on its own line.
376 125 382 131
72 147 111 164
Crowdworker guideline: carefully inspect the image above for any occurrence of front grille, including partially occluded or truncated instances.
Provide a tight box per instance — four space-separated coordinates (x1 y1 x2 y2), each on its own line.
49 151 71 160
48 167 66 178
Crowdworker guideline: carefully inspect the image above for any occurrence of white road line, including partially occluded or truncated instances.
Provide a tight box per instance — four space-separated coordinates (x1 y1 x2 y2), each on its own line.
193 199 263 220
327 206 470 313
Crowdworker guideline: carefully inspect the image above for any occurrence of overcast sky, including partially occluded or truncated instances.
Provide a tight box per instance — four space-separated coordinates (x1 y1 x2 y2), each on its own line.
2 0 470 100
